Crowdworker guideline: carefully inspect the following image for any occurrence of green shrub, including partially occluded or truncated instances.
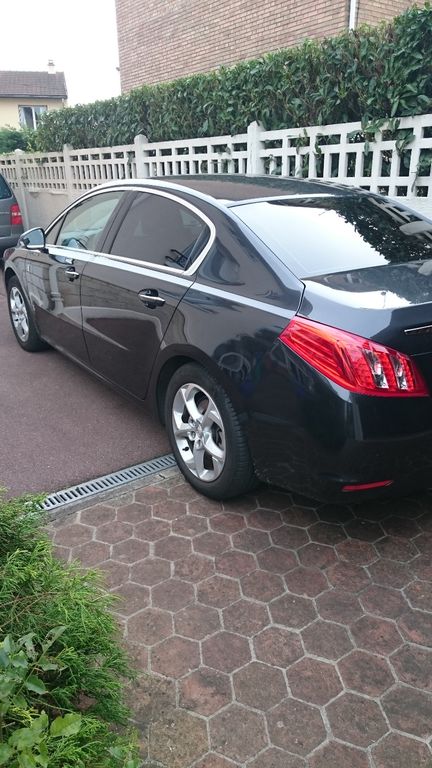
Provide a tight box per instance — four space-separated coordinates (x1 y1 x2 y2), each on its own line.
33 5 432 151
0 493 139 768
0 127 34 154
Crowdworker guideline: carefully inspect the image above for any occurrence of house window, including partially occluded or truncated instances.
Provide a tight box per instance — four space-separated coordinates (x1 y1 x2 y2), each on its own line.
18 105 48 130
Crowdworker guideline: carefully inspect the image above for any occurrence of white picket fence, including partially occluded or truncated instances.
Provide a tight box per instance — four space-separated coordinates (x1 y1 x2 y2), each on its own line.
1 115 432 228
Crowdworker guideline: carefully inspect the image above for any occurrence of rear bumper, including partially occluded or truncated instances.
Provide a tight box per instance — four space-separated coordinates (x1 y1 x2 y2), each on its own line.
248 342 432 503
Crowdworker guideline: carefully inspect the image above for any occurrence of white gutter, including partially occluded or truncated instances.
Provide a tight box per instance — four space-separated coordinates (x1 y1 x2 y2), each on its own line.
349 0 358 30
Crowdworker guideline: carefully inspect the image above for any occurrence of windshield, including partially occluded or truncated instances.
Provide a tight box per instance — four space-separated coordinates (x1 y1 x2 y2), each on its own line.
232 196 432 277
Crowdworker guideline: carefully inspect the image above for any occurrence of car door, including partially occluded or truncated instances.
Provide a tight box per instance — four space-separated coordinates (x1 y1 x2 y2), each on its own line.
25 190 126 362
81 188 213 399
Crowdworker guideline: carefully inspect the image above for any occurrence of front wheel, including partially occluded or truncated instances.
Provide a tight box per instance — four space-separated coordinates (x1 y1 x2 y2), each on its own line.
164 363 257 500
7 276 47 352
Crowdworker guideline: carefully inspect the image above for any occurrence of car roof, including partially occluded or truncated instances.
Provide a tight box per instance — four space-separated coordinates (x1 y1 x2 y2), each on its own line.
96 175 360 206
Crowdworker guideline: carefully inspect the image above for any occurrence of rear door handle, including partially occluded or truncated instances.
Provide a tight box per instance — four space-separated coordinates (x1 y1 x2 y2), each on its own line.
64 266 80 281
138 290 166 308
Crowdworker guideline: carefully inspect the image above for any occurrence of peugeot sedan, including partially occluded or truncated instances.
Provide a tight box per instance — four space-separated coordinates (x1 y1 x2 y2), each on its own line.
3 176 432 501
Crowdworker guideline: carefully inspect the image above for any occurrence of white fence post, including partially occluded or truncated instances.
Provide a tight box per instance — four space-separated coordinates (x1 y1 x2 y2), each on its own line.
247 121 264 174
63 144 74 203
13 149 30 230
134 134 149 178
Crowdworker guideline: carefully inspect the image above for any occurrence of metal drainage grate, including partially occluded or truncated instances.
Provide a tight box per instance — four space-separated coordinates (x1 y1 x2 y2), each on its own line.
41 454 177 512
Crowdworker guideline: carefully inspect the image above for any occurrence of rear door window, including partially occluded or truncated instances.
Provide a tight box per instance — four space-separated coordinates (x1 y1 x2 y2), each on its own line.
232 196 432 277
109 191 210 270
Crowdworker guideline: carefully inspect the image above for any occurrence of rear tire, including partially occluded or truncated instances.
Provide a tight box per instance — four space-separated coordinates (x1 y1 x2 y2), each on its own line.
7 276 47 352
165 363 257 500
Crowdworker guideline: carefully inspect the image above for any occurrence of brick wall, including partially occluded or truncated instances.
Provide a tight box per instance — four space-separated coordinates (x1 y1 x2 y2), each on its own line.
115 0 417 92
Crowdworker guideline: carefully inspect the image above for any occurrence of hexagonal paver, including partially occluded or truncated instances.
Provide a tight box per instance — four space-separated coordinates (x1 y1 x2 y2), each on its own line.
174 553 215 582
382 685 432 738
127 607 173 645
271 525 309 549
152 579 194 612
309 522 346 545
189 497 224 517
116 502 151 524
399 609 432 646
232 528 271 553
405 580 432 612
95 521 132 544
99 560 129 589
409 554 432 581
54 523 93 547
195 757 236 768
281 505 317 527
371 732 432 768
317 503 353 523
135 484 168 504
338 650 394 696
175 603 221 639
368 559 411 588
210 704 267 763
257 546 297 573
197 575 241 608
148 708 208 768
211 512 246 533
202 631 251 672
234 662 286 710
151 636 200 678
308 742 369 768
382 515 420 538
327 562 370 592
215 549 256 578
391 645 432 691
298 542 337 569
270 594 316 629
360 584 408 620
241 570 285 602
248 509 282 530
267 698 326 756
172 515 209 537
284 567 328 597
194 531 231 556
326 692 388 747
249 747 305 768
154 535 192 560
256 489 292 511
134 518 170 541
344 519 384 542
111 538 149 564
223 599 269 636
336 538 377 565
316 589 363 624
179 667 232 715
302 620 352 660
375 536 417 562
72 540 110 567
287 657 342 705
152 499 187 520
130 557 171 586
80 504 116 526
111 582 150 616
351 615 402 655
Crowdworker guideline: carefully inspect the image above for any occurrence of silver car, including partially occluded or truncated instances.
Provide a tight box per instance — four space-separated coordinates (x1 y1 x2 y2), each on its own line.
0 173 23 257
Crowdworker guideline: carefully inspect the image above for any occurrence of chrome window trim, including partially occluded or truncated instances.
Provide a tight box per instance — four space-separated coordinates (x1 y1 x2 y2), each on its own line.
45 185 216 278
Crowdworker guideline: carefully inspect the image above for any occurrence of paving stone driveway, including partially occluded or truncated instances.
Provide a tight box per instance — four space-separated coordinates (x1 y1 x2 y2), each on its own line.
51 472 432 768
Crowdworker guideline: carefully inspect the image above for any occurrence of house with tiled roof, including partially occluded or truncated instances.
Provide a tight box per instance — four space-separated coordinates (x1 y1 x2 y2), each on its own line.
0 63 67 130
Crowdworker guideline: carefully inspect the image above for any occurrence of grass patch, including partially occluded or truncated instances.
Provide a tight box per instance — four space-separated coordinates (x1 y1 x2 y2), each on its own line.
0 492 140 767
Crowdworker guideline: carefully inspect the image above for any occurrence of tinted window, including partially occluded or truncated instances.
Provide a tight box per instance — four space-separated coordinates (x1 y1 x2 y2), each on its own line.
110 192 210 270
232 196 432 277
46 216 64 245
0 175 12 200
56 191 124 251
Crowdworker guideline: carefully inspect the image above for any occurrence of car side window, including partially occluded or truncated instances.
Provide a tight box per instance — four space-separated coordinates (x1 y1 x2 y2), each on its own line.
45 217 64 245
109 192 210 270
55 191 124 252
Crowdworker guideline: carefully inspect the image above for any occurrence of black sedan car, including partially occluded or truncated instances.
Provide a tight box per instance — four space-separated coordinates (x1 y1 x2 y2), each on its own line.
3 176 432 501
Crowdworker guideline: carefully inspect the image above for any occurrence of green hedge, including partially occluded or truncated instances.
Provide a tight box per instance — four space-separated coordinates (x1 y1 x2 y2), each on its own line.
34 4 432 151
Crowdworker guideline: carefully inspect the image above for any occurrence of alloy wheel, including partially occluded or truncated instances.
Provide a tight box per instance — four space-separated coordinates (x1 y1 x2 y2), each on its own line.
172 382 226 482
9 286 29 342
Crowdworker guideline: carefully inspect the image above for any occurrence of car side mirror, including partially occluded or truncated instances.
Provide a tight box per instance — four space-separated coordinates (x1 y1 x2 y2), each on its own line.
19 227 47 251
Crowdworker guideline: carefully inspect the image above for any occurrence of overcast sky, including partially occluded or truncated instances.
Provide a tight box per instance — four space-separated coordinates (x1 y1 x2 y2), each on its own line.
0 0 121 105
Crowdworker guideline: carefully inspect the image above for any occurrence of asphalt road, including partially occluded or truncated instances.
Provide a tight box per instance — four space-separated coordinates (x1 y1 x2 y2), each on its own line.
0 274 170 497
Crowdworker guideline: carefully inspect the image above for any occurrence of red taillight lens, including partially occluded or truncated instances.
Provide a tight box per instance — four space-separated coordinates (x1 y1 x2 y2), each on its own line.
279 316 429 397
10 202 22 227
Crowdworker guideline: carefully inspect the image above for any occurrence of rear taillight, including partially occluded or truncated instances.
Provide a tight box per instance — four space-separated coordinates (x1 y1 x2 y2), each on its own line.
279 316 429 397
10 202 22 227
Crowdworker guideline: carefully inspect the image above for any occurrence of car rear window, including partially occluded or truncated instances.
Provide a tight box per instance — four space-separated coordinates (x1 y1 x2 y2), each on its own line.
232 195 432 277
0 174 12 200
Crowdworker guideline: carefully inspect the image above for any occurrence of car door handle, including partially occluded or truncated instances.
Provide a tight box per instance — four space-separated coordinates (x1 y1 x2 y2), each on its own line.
64 267 80 281
138 290 166 308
